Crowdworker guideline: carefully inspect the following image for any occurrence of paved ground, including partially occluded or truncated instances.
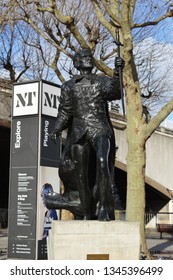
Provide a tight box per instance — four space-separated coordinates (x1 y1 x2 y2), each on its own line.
146 230 173 259
0 227 173 260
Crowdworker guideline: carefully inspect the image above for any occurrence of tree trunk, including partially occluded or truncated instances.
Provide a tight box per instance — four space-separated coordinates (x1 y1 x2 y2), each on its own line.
124 80 149 256
120 22 150 257
126 133 148 256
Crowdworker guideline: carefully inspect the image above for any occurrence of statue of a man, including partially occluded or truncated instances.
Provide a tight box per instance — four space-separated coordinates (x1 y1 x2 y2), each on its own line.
48 49 124 221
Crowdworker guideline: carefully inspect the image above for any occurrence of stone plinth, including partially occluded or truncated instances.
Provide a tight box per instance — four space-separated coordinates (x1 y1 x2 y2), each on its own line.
47 220 140 260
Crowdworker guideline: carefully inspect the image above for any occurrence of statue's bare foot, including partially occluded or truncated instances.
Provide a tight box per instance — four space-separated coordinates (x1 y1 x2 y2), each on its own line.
98 208 110 221
83 215 91 220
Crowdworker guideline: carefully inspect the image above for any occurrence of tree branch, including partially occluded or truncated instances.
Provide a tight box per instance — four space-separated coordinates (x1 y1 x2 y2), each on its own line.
130 0 137 18
16 66 30 82
90 0 118 37
146 98 173 139
41 0 89 49
50 49 65 83
132 11 173 29
100 48 117 61
23 15 73 59
99 0 121 27
94 58 113 76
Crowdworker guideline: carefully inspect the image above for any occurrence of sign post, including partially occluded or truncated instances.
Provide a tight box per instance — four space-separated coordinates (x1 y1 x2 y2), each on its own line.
8 80 61 259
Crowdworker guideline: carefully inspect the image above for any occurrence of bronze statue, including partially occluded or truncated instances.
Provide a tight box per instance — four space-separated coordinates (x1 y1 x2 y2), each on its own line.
45 49 124 221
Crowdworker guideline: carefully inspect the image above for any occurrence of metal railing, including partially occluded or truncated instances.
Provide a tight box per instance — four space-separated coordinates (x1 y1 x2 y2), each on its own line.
114 211 173 227
145 212 173 227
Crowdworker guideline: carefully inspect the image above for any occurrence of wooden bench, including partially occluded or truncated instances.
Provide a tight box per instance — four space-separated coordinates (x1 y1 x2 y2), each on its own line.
156 223 173 239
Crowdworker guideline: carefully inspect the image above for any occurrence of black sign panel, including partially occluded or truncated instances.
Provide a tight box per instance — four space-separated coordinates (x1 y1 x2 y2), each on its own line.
40 116 60 167
10 117 38 167
9 81 61 260
8 117 39 259
37 239 47 259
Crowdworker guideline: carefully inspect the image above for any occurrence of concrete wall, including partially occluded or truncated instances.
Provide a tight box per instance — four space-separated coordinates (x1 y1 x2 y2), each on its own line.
114 121 173 224
114 122 173 192
146 131 173 191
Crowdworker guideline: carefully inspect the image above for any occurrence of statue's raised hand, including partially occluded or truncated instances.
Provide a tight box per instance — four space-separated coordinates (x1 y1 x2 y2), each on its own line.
115 57 124 71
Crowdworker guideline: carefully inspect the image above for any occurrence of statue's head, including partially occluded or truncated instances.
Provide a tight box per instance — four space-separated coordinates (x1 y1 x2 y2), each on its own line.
73 49 94 71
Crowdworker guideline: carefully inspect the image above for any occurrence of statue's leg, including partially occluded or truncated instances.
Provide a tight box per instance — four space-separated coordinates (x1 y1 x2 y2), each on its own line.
71 142 91 220
106 105 123 211
109 134 123 211
93 136 112 221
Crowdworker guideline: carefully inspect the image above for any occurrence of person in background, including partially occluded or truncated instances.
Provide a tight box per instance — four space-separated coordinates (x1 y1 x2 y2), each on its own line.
41 183 58 239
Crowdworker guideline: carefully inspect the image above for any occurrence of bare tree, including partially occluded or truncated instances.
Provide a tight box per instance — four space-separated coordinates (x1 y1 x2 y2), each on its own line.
0 22 59 82
0 24 30 82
